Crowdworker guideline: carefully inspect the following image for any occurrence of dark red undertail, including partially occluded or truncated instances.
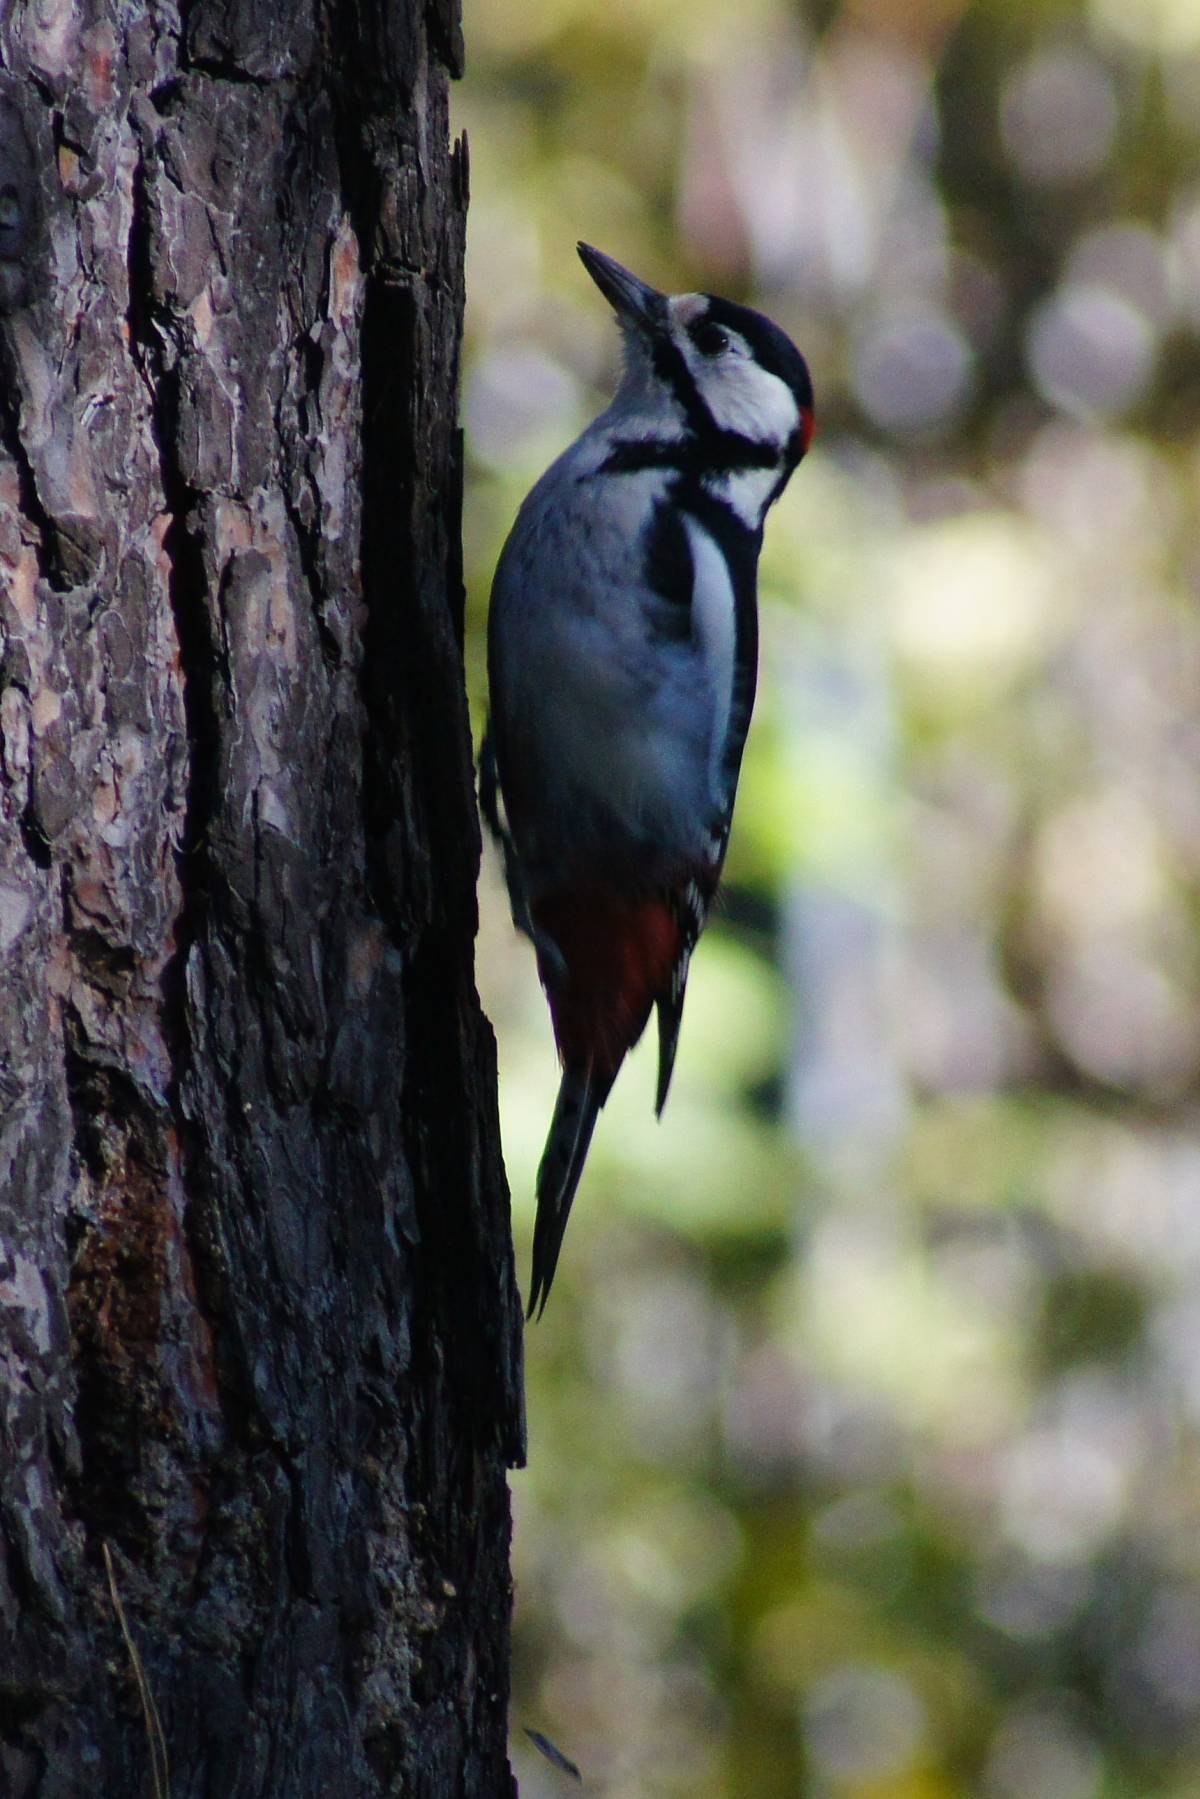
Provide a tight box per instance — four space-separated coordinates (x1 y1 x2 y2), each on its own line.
533 888 682 1096
524 888 684 1317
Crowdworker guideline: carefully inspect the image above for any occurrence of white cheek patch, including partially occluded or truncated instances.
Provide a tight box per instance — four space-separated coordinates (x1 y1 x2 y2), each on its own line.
701 359 799 448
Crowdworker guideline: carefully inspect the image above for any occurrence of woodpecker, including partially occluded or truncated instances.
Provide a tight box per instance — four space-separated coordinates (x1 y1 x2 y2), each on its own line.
483 244 814 1318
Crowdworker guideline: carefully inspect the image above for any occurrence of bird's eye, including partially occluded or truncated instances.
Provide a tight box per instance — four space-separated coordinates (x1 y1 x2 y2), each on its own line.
691 321 729 357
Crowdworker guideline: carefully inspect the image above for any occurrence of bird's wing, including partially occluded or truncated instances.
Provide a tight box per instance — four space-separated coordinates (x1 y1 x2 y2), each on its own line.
650 500 760 1112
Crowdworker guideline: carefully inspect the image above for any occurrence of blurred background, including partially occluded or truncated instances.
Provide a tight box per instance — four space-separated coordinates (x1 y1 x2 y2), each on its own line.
455 0 1200 1791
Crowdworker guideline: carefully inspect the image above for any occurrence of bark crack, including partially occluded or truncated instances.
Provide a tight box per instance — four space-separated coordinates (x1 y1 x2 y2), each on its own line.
0 341 61 592
122 135 229 1497
125 137 220 1041
0 341 57 871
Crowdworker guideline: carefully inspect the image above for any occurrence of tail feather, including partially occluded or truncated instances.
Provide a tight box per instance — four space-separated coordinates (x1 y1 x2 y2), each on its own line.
655 928 698 1115
655 986 685 1116
525 877 710 1312
528 1064 601 1320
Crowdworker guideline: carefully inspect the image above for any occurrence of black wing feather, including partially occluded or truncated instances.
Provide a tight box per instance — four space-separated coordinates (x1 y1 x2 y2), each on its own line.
654 879 710 1114
529 1064 601 1319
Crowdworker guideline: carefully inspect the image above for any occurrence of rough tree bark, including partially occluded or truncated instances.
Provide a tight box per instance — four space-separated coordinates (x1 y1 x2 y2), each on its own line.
0 2 524 1794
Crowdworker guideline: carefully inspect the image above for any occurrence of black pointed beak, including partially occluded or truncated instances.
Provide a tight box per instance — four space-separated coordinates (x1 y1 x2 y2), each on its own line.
577 243 667 336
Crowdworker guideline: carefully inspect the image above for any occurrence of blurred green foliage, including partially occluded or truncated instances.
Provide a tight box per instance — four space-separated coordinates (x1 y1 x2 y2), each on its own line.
456 0 1200 1791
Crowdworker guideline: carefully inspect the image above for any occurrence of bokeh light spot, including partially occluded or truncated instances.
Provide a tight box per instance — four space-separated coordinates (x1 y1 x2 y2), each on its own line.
1000 47 1118 186
851 306 974 434
1026 283 1157 417
804 1662 926 1783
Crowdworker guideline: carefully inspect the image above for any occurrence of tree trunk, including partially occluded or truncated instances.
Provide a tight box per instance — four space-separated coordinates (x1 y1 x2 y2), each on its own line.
0 3 523 1794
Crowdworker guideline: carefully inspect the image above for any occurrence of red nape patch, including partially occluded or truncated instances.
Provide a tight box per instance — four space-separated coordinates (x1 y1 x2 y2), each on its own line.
533 889 681 1095
798 404 815 457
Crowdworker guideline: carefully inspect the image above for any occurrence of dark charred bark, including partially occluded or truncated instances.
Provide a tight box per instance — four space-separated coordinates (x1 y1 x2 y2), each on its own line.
0 3 522 1794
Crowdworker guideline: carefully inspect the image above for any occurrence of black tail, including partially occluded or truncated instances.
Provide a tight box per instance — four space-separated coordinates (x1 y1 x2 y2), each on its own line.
655 988 685 1116
528 1064 600 1319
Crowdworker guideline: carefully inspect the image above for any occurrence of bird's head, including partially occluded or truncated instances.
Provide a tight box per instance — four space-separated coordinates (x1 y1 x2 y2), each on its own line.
578 242 815 487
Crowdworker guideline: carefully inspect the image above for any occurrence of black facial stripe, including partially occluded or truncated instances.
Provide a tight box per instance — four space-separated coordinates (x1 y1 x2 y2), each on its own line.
596 434 778 479
761 421 810 508
596 396 810 496
651 333 714 440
